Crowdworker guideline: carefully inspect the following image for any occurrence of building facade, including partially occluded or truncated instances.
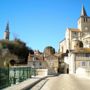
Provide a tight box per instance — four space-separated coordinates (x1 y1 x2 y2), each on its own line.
59 5 90 53
65 48 90 77
28 50 59 75
59 5 90 78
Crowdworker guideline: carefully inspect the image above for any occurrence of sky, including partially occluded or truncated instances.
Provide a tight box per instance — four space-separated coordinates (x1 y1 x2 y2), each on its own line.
0 0 90 52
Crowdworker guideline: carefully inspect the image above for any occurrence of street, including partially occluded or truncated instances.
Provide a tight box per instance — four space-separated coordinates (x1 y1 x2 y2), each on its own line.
40 74 90 90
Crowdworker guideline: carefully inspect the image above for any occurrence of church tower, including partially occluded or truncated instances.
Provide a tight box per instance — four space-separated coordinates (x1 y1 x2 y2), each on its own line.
4 22 10 40
78 5 90 31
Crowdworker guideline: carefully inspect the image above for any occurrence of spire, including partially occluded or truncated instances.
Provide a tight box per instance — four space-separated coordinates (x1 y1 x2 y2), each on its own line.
4 22 10 40
5 22 9 32
81 5 87 16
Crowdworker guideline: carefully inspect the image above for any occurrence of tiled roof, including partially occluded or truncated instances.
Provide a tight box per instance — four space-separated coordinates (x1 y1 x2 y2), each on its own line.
68 28 81 32
81 5 87 16
73 48 90 53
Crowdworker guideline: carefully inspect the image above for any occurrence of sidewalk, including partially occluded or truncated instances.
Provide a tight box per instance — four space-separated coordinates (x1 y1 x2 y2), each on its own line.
3 76 47 90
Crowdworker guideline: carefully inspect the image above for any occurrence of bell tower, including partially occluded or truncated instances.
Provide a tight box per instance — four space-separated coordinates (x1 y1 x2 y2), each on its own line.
4 22 10 40
78 5 90 31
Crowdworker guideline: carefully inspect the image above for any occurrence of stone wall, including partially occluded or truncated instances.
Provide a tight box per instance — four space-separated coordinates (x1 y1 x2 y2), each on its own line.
36 69 48 76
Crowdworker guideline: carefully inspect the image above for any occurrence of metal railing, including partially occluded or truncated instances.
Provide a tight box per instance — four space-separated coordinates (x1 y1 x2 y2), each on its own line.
0 68 9 89
0 66 36 89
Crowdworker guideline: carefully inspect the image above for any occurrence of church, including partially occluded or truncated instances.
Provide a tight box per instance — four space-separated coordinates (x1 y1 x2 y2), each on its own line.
59 5 90 78
4 22 10 40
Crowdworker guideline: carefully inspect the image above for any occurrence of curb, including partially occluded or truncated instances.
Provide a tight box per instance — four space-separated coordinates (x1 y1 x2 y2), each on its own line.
21 76 48 90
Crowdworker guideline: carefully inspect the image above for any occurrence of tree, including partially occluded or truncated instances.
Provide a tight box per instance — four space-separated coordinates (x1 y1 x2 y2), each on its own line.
44 46 55 56
0 39 34 63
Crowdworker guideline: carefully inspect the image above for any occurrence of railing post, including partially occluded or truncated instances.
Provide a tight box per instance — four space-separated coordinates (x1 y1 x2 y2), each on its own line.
23 68 24 80
29 67 31 78
27 67 28 79
19 67 21 82
13 68 16 84
7 64 10 86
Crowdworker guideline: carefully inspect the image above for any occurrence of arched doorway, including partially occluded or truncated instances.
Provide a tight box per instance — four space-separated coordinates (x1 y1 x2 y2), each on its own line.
9 59 16 66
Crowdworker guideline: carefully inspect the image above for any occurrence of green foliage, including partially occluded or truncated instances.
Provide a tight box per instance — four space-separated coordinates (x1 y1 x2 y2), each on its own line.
0 39 33 63
44 46 55 55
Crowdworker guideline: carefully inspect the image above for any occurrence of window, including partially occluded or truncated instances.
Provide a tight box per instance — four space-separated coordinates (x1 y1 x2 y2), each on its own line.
84 18 85 22
84 18 88 22
81 61 86 66
72 32 77 38
85 53 90 57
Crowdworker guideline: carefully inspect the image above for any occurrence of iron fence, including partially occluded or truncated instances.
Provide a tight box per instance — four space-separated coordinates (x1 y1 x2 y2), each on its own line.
0 68 9 89
0 66 36 89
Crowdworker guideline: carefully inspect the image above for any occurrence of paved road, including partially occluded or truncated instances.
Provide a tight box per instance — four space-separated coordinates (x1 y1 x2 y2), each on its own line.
40 74 90 90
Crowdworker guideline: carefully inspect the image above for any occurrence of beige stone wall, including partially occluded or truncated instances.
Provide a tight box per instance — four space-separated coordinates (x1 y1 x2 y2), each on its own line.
36 69 48 76
76 60 90 77
77 17 90 48
76 60 90 70
68 52 90 77
46 58 59 75
59 39 66 53
28 60 48 69
78 17 90 31
65 29 70 50
0 53 18 68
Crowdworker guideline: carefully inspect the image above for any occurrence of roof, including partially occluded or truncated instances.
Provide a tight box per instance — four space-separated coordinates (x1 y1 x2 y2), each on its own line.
59 38 65 44
5 22 9 32
81 5 87 16
72 48 90 53
68 28 81 32
28 52 44 61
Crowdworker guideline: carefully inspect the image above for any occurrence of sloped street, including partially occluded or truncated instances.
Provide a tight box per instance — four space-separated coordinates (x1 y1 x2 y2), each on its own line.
40 74 90 90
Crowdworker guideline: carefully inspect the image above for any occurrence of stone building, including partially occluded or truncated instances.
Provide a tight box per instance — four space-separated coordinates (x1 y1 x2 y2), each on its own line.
4 22 10 40
28 50 47 69
65 48 90 77
28 49 59 75
0 49 18 67
59 5 90 53
59 5 90 78
44 55 59 75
